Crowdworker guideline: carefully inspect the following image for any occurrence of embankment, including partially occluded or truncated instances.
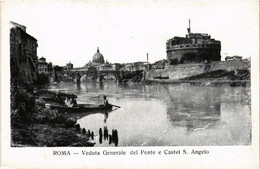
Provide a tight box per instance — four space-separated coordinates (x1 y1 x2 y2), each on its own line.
180 69 250 86
144 59 250 84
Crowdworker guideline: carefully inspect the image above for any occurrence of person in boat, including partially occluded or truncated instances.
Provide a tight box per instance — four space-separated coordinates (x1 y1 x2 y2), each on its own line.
54 93 59 100
64 97 68 106
64 97 70 107
72 98 77 107
103 95 109 107
65 97 77 107
54 92 62 103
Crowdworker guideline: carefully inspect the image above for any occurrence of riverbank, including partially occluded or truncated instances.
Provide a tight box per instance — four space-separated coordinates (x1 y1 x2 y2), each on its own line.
11 83 95 147
180 69 250 86
144 69 250 86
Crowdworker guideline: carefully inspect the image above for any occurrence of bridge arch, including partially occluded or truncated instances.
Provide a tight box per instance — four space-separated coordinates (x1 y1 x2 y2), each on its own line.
99 71 120 82
101 74 117 81
73 67 143 83
79 74 87 82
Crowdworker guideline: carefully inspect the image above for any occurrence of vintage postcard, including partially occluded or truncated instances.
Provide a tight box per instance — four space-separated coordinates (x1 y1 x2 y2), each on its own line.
0 1 259 169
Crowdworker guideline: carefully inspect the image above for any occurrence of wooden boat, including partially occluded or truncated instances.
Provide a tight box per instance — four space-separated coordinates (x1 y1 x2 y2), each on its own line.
41 97 64 105
39 92 77 105
47 103 113 113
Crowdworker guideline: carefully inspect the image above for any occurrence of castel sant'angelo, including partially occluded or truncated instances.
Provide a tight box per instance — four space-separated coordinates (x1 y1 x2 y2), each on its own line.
166 20 221 63
145 20 249 81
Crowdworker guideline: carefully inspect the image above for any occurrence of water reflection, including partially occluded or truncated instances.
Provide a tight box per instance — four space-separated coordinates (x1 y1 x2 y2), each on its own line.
165 85 221 131
104 111 109 123
76 83 82 92
63 109 115 121
99 82 104 91
48 81 251 146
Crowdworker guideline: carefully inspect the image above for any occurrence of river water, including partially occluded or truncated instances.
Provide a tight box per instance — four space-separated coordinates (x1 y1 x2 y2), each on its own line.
48 81 251 146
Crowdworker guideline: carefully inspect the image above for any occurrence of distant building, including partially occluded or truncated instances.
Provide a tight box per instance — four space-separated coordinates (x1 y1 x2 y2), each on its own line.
111 63 120 71
92 47 105 66
10 21 38 84
100 63 112 71
54 65 64 73
47 62 53 72
151 59 168 69
133 62 147 71
225 56 243 61
123 63 134 71
84 61 93 68
85 47 117 72
66 61 73 70
38 57 48 74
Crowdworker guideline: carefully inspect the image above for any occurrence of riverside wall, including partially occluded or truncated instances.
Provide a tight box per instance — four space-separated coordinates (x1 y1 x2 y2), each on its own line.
145 59 250 81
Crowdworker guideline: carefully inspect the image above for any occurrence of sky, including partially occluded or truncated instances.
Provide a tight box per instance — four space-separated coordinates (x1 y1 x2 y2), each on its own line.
3 1 259 67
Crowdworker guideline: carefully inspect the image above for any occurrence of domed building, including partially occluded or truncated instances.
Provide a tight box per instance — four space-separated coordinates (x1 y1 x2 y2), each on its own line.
92 47 105 65
84 47 113 73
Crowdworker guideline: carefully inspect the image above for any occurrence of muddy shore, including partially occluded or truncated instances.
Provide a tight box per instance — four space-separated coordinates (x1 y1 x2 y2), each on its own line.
11 84 95 147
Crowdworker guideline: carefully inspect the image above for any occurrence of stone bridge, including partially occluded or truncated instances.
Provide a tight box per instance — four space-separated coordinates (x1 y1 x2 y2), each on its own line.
69 67 143 83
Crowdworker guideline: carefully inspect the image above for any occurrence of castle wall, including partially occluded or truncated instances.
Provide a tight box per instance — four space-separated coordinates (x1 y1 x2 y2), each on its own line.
145 60 250 81
146 63 206 80
167 47 221 62
210 60 250 72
